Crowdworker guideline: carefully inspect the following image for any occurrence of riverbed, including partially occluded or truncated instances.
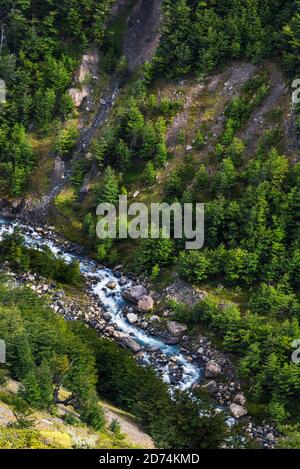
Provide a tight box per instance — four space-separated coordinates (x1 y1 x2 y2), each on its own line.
0 217 202 391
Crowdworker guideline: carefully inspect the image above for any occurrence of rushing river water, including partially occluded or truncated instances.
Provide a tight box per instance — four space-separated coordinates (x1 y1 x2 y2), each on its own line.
0 217 202 391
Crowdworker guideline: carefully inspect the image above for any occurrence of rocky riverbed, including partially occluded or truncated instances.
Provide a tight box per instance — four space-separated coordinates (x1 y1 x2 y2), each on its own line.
0 217 280 447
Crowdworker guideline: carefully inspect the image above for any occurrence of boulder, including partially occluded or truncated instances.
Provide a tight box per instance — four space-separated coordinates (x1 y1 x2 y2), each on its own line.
119 277 127 286
118 334 141 353
201 380 217 395
167 321 188 337
233 393 246 407
229 403 248 419
137 295 154 313
127 313 138 324
205 360 222 378
123 285 148 303
106 281 116 290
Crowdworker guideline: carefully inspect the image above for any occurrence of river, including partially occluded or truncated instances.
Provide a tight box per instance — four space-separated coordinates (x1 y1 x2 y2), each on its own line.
0 216 202 391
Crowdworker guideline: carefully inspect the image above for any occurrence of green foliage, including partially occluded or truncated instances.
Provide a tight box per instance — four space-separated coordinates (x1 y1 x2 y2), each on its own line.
0 284 105 431
131 236 175 273
153 0 295 78
72 323 228 449
96 166 119 205
142 161 156 186
55 126 79 158
0 124 34 195
194 129 205 149
0 0 112 195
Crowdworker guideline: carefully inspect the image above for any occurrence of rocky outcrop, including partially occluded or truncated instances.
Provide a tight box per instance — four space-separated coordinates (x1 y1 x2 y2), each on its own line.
68 50 99 108
167 321 188 337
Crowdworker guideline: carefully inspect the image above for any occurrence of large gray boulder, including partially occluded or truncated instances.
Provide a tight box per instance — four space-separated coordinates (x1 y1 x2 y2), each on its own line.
229 403 248 419
205 360 222 378
123 285 148 304
167 321 188 337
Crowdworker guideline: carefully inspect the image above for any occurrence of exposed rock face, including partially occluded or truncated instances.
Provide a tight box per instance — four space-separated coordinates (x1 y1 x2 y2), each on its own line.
137 295 154 313
167 321 188 337
123 285 148 303
229 403 248 419
127 313 138 324
68 50 99 107
205 360 222 379
117 334 142 353
123 0 162 70
68 88 89 107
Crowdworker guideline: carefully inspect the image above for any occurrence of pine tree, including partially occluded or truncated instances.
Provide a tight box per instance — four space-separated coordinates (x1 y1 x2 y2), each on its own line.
98 166 119 205
143 161 156 185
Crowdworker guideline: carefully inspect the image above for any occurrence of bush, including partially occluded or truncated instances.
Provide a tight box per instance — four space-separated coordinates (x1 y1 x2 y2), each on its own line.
55 126 79 158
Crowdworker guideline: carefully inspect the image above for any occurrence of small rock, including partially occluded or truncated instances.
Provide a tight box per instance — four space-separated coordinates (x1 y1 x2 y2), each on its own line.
149 315 161 322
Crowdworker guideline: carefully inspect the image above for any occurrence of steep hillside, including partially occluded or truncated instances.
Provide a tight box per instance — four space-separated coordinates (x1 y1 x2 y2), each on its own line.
0 380 153 449
1 0 300 450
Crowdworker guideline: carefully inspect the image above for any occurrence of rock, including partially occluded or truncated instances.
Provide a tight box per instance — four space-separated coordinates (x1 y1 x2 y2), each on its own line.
266 432 275 443
123 285 148 303
186 145 193 152
233 393 246 406
205 360 222 378
149 315 161 322
106 281 116 290
229 403 248 419
68 87 89 107
201 380 217 395
167 321 188 337
103 313 112 322
166 337 179 346
137 295 154 313
127 313 138 324
119 277 127 286
118 334 141 353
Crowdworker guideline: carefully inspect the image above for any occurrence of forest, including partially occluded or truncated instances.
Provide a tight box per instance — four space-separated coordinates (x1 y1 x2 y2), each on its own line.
1 0 300 451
